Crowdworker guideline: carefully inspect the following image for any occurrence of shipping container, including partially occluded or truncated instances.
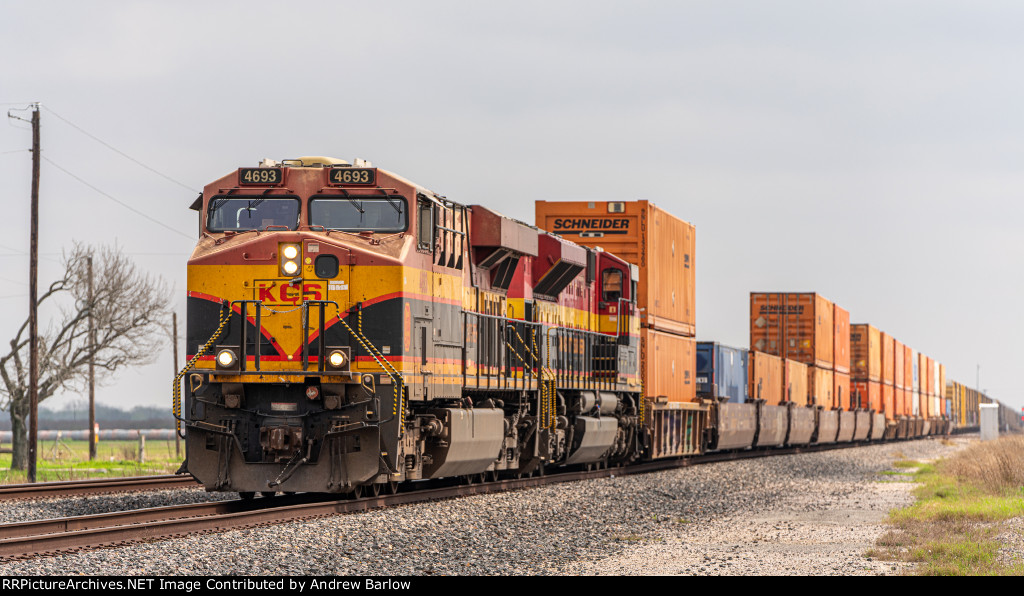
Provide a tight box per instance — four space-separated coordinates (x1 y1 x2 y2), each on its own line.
920 386 930 419
926 357 935 397
536 200 695 336
903 345 913 391
850 324 881 381
834 371 851 410
880 332 895 385
912 389 920 416
852 380 881 411
641 328 696 403
784 359 809 406
833 304 850 374
911 349 919 394
696 342 748 403
750 292 834 368
894 387 905 418
881 383 895 420
748 351 784 405
807 365 834 408
893 339 905 389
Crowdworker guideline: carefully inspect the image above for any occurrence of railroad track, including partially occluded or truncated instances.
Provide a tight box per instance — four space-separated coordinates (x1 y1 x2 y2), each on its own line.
0 438 921 560
0 475 198 501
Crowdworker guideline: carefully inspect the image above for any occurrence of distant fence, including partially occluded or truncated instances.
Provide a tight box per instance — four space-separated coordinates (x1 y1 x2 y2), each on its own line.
0 429 177 442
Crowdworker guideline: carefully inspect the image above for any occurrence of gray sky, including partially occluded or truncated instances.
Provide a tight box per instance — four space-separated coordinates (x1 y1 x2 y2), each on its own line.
1 1 1020 414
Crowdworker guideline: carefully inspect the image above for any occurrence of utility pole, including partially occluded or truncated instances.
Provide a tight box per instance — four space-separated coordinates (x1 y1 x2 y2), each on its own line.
172 311 180 458
88 256 96 460
28 103 40 483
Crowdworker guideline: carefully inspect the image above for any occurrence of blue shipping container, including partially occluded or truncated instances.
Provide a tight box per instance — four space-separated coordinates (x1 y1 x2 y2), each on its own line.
696 342 749 403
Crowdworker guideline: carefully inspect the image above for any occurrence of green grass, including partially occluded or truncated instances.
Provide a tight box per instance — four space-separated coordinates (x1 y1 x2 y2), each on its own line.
0 438 183 483
871 439 1024 576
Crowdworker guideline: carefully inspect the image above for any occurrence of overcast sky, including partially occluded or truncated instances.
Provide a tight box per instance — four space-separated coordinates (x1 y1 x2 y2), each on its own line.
1 1 1020 415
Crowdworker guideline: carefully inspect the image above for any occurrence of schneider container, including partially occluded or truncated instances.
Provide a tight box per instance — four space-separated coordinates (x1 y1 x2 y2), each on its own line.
750 292 834 368
536 200 695 336
850 324 881 382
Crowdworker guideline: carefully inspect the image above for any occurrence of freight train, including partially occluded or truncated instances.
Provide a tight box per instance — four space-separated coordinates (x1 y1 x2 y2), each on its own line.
176 157 1017 497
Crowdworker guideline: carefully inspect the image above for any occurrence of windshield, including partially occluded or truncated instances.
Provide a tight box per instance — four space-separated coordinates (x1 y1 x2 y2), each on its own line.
207 197 299 232
309 197 407 232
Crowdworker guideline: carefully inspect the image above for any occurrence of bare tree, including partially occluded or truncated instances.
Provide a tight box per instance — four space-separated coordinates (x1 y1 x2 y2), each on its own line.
0 243 170 470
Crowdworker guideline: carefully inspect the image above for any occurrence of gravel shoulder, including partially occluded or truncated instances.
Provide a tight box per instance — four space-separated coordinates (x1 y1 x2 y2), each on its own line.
0 437 968 575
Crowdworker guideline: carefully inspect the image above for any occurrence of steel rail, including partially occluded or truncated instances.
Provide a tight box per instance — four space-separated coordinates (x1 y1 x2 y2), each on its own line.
0 437 903 561
0 475 198 501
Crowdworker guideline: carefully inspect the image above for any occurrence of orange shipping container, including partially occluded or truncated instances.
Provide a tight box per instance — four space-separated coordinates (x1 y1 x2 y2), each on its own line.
919 354 927 396
834 371 851 411
893 339 905 389
881 383 895 420
784 359 809 406
850 324 881 381
536 200 695 336
833 304 850 374
903 345 913 390
750 293 834 368
939 364 946 414
641 328 696 403
807 365 834 408
926 357 935 396
880 332 895 385
749 351 784 405
852 380 881 412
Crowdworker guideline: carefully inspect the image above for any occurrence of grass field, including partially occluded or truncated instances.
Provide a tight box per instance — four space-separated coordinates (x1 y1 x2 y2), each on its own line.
0 438 184 484
869 436 1024 575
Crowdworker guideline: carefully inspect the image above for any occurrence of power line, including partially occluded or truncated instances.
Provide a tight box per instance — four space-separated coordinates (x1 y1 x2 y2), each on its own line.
43 156 194 241
42 106 198 193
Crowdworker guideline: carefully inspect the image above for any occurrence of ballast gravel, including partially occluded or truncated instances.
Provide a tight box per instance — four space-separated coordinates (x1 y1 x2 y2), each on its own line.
0 487 236 525
0 437 970 575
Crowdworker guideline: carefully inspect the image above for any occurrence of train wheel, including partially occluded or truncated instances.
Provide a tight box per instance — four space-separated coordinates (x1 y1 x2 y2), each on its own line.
238 492 255 500
260 491 276 498
370 483 382 497
387 481 400 495
487 470 500 483
350 485 363 500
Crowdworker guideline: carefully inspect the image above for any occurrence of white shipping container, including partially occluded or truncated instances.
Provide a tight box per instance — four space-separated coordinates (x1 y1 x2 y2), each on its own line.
933 397 940 419
912 390 920 416
911 350 919 387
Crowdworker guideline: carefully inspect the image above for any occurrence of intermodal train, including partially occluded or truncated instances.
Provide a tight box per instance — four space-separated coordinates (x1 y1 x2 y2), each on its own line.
176 157 1018 497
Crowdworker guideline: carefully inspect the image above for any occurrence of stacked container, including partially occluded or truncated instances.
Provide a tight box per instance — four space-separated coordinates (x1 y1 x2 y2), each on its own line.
696 342 748 403
750 292 836 407
536 200 696 405
833 305 851 411
850 324 881 410
893 339 905 420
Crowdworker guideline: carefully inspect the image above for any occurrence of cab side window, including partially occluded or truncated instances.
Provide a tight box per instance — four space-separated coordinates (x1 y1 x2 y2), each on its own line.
417 201 434 252
602 269 623 302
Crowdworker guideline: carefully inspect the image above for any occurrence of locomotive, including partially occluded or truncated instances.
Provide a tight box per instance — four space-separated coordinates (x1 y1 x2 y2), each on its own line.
180 157 646 496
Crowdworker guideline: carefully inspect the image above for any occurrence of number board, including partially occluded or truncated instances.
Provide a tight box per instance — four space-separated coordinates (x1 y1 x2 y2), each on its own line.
329 168 376 186
238 168 283 185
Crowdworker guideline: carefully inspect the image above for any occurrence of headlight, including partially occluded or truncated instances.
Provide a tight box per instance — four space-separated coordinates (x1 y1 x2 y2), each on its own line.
328 350 347 369
280 243 301 276
216 349 236 369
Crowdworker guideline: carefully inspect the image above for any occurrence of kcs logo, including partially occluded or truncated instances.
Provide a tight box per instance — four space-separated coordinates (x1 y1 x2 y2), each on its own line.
253 280 327 305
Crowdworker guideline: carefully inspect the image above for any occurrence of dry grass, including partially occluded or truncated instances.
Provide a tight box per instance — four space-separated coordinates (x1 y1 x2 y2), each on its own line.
940 436 1024 495
870 435 1024 575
